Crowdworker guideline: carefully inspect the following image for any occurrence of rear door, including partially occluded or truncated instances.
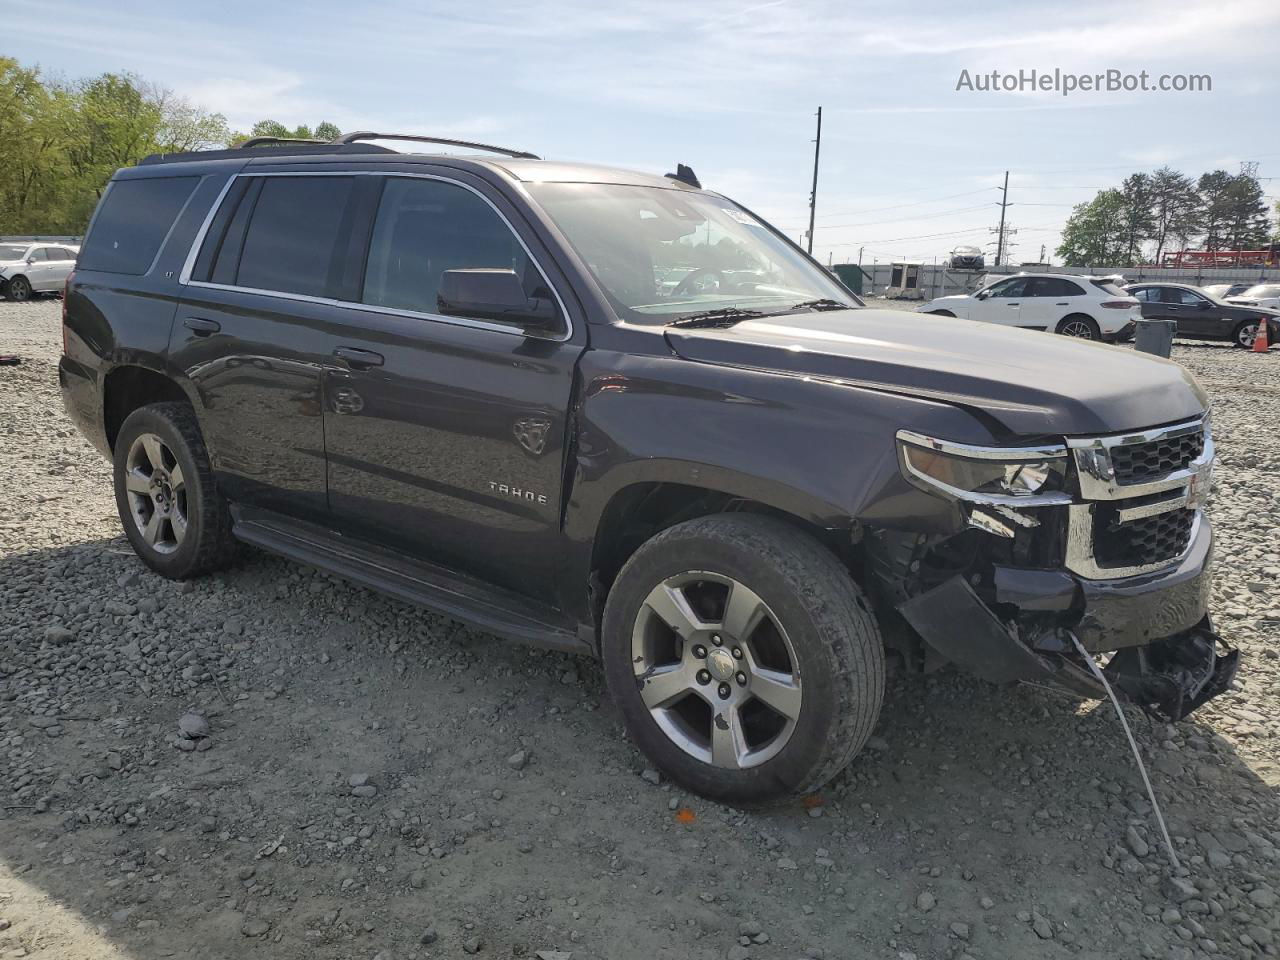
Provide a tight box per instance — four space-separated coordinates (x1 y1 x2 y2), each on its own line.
44 247 77 288
171 173 358 521
318 170 586 600
1022 276 1084 331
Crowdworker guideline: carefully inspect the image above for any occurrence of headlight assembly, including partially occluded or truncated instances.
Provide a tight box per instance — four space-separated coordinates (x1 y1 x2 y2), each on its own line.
896 430 1072 507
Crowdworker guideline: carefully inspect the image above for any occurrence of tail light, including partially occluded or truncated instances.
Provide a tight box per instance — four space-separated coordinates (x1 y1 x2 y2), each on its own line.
1100 300 1136 309
61 270 74 355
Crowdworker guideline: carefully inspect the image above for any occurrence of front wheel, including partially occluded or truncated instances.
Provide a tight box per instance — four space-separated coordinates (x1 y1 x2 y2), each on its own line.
927 310 955 317
601 515 885 804
1056 314 1101 340
3 276 32 302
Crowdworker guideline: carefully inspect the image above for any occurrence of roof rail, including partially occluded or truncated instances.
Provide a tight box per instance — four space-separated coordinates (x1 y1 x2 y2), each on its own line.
239 135 330 149
334 131 539 160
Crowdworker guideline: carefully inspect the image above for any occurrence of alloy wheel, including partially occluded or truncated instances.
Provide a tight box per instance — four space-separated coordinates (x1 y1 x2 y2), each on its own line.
631 571 802 769
7 277 30 302
123 433 188 554
1060 319 1094 338
1237 323 1258 348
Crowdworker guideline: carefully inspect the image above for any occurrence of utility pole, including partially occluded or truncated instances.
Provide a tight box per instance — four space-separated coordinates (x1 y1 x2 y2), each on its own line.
995 170 1009 266
806 106 822 255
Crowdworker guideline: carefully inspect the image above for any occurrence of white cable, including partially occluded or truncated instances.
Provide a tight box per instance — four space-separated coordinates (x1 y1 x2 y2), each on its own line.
1069 633 1181 871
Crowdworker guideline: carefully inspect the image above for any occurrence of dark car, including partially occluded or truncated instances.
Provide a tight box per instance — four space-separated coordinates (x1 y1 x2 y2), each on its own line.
946 244 984 270
59 133 1235 803
1125 282 1280 349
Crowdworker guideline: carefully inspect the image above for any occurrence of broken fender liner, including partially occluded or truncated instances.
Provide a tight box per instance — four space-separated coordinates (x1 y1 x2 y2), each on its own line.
898 576 1052 684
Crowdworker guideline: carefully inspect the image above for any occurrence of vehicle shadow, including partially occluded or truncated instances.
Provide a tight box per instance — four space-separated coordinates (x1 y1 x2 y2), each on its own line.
1 535 1276 960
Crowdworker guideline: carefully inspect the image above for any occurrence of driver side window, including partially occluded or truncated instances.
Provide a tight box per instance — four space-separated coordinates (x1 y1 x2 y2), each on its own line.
986 278 1028 298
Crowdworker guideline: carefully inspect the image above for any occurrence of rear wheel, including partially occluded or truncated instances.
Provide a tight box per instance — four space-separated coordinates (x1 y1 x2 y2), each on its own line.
113 402 237 579
1233 320 1260 349
3 276 32 302
1056 314 1100 340
601 514 885 804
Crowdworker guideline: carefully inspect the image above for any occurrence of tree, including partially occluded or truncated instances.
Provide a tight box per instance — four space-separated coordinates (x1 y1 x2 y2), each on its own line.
230 119 342 145
149 86 230 153
1148 167 1200 263
1219 174 1271 250
1117 173 1155 265
1055 189 1129 265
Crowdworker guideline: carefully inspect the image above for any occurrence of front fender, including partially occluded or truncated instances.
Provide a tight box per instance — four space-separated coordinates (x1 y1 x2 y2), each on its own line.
562 349 995 599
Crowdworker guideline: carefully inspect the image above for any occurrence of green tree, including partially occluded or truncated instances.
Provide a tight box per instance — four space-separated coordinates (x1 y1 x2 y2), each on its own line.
1218 173 1271 250
1117 173 1155 265
1055 189 1130 265
1148 167 1200 263
230 119 342 145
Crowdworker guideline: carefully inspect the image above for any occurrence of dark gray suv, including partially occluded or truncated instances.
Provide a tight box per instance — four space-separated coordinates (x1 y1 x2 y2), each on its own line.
59 132 1236 802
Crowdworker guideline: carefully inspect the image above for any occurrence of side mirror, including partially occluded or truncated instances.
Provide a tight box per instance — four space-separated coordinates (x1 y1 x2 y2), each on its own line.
975 290 989 300
1197 300 1211 310
437 269 557 328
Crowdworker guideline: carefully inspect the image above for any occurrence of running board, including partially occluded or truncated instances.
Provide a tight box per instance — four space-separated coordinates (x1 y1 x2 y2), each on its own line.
231 507 589 655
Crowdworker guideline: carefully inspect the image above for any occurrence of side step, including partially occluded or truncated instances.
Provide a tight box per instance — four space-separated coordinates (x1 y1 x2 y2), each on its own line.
231 507 589 655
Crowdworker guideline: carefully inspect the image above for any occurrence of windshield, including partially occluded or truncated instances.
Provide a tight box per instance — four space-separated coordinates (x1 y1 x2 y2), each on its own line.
527 183 857 322
1241 284 1280 299
0 244 29 261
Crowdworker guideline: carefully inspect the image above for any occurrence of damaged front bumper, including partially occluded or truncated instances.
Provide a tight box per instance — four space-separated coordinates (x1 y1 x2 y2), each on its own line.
898 515 1238 721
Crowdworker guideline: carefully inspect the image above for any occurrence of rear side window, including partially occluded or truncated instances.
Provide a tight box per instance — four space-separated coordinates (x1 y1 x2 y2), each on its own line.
362 177 537 316
235 177 354 297
1090 279 1129 297
79 176 199 275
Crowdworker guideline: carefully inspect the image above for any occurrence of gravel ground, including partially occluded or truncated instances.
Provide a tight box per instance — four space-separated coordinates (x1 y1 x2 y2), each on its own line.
1 296 1278 960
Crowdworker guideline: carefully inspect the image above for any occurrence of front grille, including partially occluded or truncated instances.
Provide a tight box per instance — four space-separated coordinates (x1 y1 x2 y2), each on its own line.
1094 508 1195 569
1111 430 1204 485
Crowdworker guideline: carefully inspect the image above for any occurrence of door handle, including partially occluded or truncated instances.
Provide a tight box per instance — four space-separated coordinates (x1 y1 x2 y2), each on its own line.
184 317 220 335
333 346 384 368
1055 302 1069 306
1006 302 1020 306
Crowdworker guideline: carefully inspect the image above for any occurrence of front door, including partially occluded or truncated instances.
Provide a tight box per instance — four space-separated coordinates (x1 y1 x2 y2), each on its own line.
320 173 586 600
977 276 1030 326
170 173 359 520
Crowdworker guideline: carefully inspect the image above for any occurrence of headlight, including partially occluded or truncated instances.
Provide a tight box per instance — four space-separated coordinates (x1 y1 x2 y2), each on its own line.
896 430 1072 506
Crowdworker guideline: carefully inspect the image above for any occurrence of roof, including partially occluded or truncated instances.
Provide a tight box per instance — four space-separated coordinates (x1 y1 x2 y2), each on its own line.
133 142 701 191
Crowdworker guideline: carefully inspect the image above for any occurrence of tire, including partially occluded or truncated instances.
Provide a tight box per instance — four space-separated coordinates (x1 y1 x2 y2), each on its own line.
113 402 237 579
927 310 955 317
1056 314 1101 340
601 514 885 804
3 275 32 302
1232 320 1260 349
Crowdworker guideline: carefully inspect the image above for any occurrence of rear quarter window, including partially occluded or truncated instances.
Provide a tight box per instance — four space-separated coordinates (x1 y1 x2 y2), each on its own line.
78 176 200 275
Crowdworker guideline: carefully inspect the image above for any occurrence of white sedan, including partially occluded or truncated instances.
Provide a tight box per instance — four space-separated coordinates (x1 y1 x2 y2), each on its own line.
916 272 1141 341
1226 283 1280 312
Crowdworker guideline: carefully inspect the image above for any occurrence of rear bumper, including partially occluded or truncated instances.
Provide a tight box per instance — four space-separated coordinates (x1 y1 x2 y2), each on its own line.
898 516 1236 720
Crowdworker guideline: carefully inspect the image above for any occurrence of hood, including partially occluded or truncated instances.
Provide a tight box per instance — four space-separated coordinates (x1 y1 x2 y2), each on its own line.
663 308 1207 438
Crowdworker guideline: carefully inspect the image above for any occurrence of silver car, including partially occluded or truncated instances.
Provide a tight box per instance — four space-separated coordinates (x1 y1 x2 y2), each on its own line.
0 242 80 301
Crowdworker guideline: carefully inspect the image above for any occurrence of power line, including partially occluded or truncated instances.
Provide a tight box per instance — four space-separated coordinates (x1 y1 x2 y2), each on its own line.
817 202 997 230
815 187 996 219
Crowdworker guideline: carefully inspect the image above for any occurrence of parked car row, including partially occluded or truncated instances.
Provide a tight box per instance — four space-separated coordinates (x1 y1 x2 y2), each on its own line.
0 241 80 301
916 271 1280 347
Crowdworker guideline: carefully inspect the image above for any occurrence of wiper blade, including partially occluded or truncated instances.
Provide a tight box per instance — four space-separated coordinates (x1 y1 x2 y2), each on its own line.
667 308 766 329
789 298 851 312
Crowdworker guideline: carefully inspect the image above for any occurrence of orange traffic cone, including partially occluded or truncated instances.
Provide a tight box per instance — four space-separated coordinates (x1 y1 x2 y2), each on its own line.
1253 317 1271 353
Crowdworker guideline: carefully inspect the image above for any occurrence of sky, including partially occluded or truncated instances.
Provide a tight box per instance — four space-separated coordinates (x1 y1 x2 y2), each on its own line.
10 0 1280 265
